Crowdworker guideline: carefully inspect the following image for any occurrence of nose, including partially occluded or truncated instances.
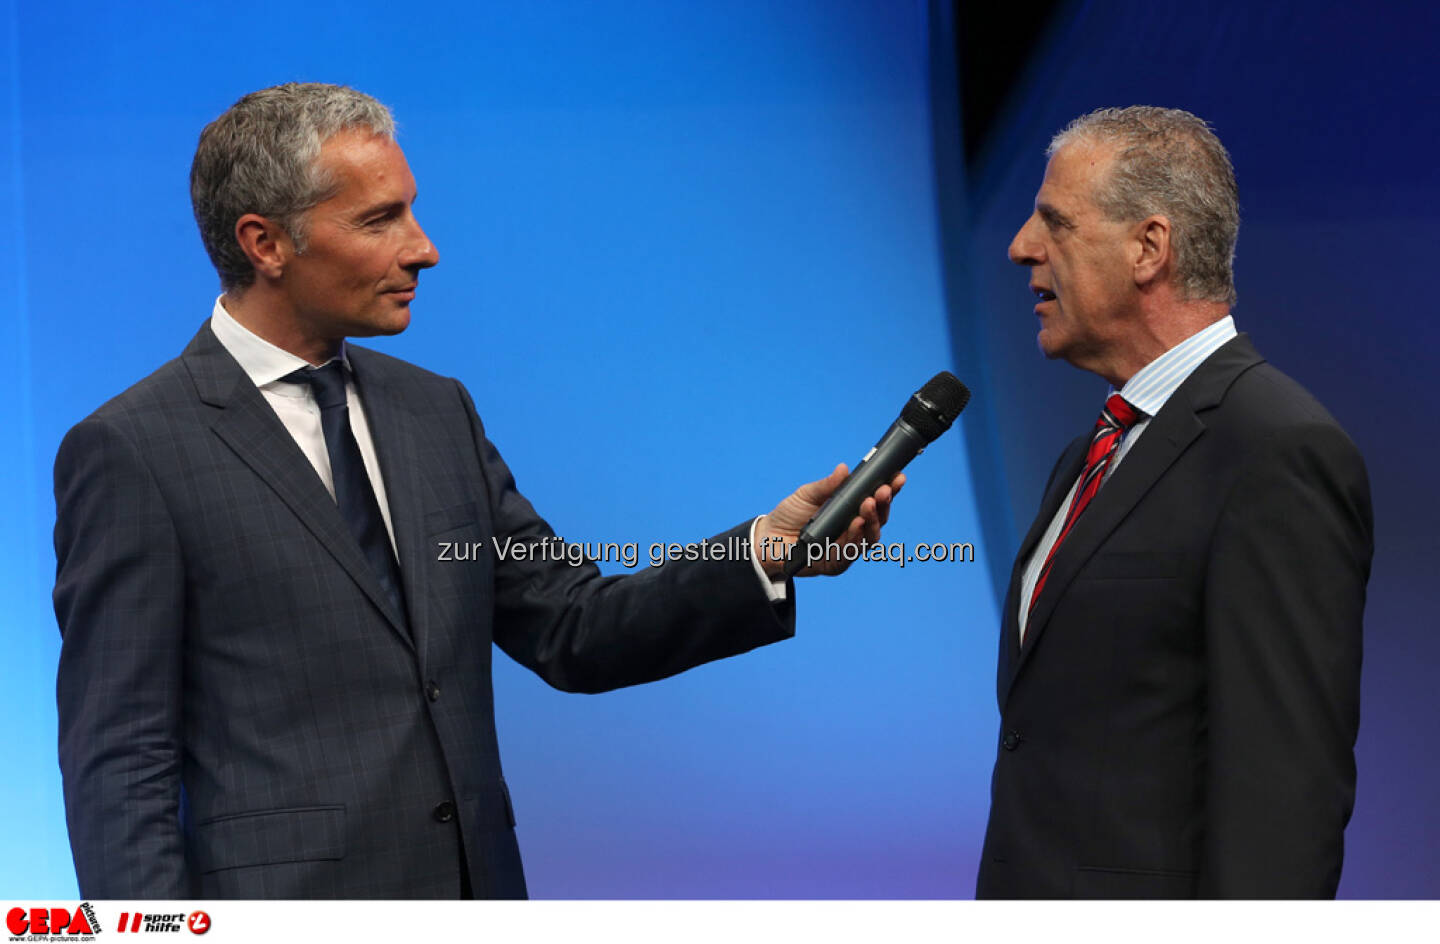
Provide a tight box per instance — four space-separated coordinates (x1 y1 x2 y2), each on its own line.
401 214 440 270
1008 214 1043 267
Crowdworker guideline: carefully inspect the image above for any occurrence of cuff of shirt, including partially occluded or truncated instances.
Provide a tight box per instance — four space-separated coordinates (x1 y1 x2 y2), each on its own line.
749 515 789 603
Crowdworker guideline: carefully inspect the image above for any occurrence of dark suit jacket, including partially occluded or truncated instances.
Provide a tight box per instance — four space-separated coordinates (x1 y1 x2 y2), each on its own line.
53 322 794 899
976 335 1372 899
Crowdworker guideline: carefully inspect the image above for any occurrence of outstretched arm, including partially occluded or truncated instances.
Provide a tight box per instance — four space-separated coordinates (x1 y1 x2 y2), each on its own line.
455 382 903 694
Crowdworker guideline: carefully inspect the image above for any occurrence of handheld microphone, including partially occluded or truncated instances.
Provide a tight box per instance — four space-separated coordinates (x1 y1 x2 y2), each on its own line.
782 371 970 577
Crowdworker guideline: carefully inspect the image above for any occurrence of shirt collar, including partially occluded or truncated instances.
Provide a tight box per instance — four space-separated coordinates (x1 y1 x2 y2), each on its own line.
1116 315 1237 418
209 296 350 398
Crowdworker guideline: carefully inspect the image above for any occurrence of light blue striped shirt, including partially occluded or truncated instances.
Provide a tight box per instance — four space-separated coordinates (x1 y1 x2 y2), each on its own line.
1018 315 1238 641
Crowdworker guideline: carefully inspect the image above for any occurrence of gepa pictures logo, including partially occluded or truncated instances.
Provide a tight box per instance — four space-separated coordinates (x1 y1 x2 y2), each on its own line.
5 903 100 940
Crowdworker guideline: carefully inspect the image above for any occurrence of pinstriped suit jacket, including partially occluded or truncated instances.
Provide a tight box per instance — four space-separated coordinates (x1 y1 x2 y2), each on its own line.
53 321 794 899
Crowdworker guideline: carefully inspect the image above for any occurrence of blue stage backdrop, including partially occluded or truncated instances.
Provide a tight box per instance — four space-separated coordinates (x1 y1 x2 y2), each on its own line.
3 0 1435 900
1 0 996 898
943 0 1440 899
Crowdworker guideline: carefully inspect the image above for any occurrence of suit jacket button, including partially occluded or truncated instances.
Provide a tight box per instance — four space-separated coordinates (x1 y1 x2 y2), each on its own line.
1002 730 1021 751
426 681 441 702
433 801 456 823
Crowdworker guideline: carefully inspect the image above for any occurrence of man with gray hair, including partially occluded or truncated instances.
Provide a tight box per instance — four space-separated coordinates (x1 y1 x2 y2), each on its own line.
978 106 1372 898
52 82 902 898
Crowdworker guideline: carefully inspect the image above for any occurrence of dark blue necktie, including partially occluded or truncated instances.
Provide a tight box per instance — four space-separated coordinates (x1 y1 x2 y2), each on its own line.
284 361 407 623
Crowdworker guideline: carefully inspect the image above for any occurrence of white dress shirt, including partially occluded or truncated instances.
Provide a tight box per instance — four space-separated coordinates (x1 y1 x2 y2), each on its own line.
209 297 786 600
1017 316 1238 642
210 297 400 555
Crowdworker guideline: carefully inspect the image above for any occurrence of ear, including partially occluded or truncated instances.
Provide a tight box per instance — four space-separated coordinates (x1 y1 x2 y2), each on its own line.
233 213 293 283
1132 214 1172 289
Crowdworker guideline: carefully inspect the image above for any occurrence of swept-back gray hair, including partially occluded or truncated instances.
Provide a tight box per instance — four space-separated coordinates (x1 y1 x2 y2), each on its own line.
190 82 396 292
1049 106 1239 306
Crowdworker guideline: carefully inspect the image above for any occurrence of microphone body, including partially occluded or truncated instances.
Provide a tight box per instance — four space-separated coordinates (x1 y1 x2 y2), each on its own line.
781 372 969 577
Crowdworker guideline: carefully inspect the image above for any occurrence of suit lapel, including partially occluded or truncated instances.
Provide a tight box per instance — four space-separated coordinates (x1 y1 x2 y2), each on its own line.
998 436 1086 703
348 347 433 664
181 323 415 651
1003 334 1266 704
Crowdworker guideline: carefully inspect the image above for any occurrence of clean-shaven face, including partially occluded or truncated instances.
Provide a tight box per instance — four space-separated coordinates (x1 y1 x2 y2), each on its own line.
1008 140 1138 372
280 128 440 341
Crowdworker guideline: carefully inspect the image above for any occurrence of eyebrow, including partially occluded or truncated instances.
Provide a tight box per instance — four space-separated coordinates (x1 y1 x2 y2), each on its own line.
1036 202 1075 230
356 195 416 219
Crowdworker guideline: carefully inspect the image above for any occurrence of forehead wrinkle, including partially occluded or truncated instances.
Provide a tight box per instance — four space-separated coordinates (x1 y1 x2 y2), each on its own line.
320 148 415 216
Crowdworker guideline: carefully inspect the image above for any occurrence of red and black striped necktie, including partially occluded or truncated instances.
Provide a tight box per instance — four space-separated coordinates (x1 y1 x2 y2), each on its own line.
1028 393 1144 615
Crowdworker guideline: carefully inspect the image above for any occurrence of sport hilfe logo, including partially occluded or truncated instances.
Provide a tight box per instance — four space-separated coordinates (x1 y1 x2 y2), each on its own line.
114 911 210 935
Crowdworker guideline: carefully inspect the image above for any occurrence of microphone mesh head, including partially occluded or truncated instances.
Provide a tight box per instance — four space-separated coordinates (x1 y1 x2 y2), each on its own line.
900 371 971 443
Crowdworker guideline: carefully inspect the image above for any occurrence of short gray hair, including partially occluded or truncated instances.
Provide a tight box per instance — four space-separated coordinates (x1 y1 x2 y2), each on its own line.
1049 106 1239 306
190 82 396 292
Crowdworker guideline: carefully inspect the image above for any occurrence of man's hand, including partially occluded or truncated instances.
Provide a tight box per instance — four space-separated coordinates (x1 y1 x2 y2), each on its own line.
755 464 905 578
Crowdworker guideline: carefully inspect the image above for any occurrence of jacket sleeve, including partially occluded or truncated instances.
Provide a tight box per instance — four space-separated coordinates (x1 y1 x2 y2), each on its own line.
53 416 190 898
453 380 795 694
1199 421 1373 897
